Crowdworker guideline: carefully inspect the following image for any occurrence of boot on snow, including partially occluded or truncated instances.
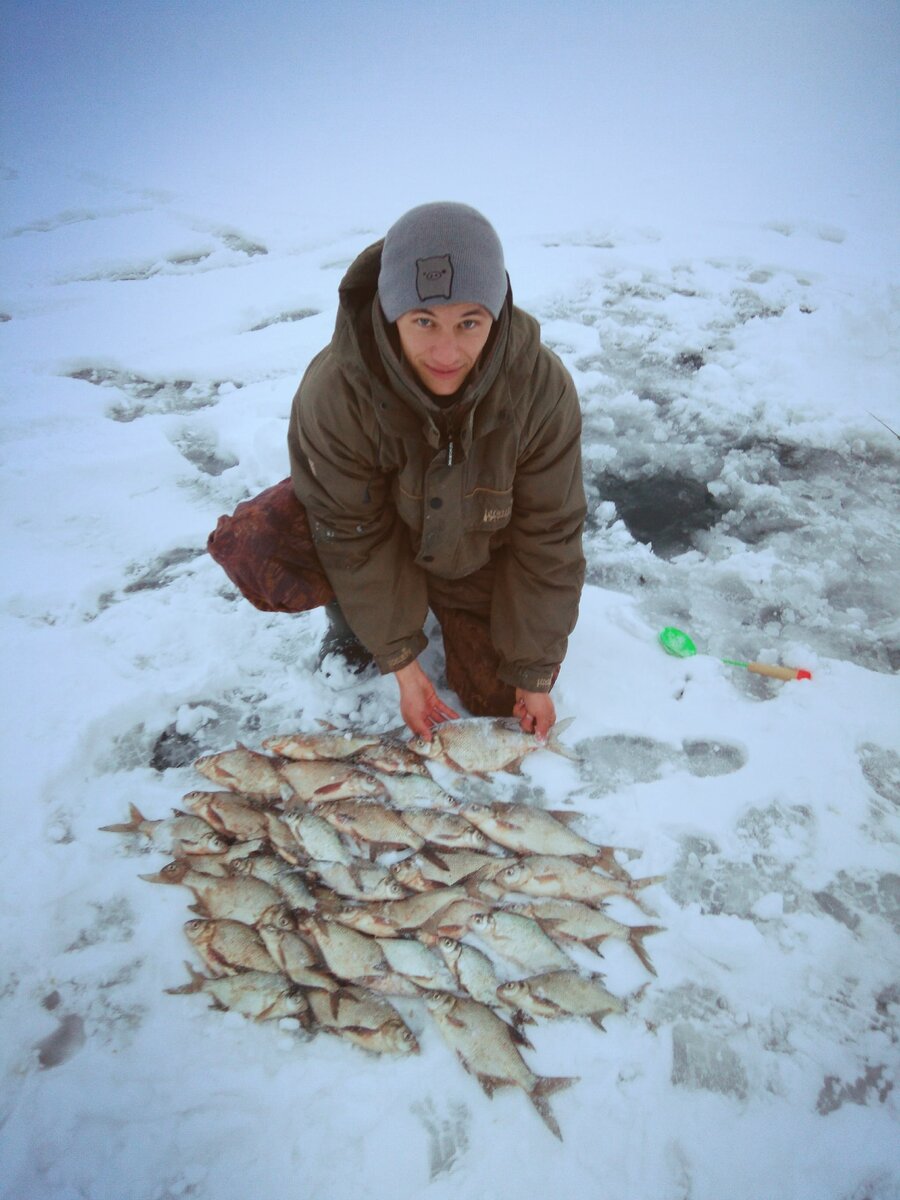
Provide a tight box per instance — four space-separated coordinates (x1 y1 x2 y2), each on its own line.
316 601 376 678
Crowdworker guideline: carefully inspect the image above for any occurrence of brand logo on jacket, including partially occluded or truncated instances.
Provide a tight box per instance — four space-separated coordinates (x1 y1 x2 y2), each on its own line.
416 255 453 302
483 505 512 523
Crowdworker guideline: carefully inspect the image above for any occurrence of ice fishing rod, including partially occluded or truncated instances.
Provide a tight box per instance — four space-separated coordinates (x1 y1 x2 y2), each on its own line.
658 626 812 681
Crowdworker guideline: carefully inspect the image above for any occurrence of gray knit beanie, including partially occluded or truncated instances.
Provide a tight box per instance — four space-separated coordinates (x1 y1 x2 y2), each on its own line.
378 201 507 323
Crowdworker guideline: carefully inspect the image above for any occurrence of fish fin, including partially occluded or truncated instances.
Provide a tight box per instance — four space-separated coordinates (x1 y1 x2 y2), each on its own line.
579 848 633 882
99 802 147 834
583 935 609 954
475 1072 510 1099
633 874 667 890
588 1014 608 1032
547 717 579 762
531 1074 579 1142
165 961 207 994
510 1007 538 1028
420 845 449 872
548 809 581 826
508 1023 535 1051
629 925 662 976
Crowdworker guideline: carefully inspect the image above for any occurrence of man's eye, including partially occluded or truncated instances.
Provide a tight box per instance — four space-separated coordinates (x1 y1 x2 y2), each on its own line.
415 318 433 328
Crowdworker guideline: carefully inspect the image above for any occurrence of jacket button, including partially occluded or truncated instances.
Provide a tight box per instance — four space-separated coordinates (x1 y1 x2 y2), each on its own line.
429 498 443 509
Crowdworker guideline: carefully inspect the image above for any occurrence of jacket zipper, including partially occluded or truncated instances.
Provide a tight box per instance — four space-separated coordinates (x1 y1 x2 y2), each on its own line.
447 439 454 467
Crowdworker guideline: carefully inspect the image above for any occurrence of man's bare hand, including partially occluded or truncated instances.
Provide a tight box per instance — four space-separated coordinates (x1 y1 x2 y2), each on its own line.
395 660 459 739
513 688 556 740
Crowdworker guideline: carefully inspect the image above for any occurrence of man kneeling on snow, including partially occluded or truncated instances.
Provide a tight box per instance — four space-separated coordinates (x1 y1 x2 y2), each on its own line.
208 202 586 740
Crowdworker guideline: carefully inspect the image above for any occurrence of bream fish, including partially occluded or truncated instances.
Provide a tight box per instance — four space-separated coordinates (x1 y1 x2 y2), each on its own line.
424 991 576 1139
390 849 506 892
140 860 293 928
100 804 228 858
516 899 662 975
278 760 384 803
306 859 410 902
262 729 383 760
167 962 310 1023
457 802 630 878
229 854 316 910
468 910 572 973
307 986 419 1055
435 936 517 1011
256 925 343 992
409 716 577 776
477 855 663 914
183 917 278 976
280 809 354 866
313 799 447 865
497 970 626 1030
182 791 300 863
193 745 285 801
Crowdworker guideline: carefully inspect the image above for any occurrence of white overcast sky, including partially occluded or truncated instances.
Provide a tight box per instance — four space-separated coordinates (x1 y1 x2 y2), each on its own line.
1 1 898 233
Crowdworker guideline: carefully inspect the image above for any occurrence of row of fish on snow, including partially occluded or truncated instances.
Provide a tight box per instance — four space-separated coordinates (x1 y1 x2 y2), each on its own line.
103 717 665 1139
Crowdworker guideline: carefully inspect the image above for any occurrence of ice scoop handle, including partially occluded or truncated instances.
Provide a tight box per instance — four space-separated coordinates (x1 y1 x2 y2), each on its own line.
746 661 812 681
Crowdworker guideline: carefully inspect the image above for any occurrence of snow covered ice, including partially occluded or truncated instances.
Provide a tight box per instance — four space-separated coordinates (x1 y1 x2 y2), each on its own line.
1 3 899 1198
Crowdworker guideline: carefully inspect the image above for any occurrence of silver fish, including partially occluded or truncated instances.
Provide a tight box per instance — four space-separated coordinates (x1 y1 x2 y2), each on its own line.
100 804 228 858
390 849 505 892
374 937 456 991
307 986 419 1055
517 900 662 975
332 886 469 938
167 961 309 1023
193 744 284 800
409 717 577 776
374 772 459 807
281 809 354 866
278 759 384 803
229 854 316 910
399 809 495 851
423 991 576 1139
256 925 342 992
182 792 300 863
307 860 410 902
262 729 383 761
183 917 278 976
457 802 627 876
469 910 572 973
496 970 626 1030
313 799 446 865
435 936 512 1010
140 860 293 928
482 856 663 915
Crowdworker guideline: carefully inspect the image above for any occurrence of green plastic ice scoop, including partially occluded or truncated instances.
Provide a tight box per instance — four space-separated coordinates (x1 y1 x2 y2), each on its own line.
658 626 812 681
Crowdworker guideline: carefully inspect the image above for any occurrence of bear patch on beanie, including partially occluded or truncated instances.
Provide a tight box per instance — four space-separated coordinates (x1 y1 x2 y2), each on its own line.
378 202 507 323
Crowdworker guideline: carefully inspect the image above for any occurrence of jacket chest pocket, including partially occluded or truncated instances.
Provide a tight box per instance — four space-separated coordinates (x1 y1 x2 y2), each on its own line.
461 485 514 533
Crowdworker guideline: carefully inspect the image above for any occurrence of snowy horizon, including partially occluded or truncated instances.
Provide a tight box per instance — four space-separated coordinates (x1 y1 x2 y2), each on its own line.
1 4 898 1198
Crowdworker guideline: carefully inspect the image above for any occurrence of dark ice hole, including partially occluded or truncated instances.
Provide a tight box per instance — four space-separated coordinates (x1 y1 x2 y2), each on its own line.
598 471 722 558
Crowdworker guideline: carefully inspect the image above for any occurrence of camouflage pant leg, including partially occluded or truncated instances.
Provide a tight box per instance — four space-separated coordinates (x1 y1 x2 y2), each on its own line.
430 601 517 718
206 477 335 613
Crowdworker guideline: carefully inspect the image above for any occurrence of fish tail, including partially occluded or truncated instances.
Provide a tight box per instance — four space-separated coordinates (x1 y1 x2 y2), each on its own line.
530 1074 578 1141
165 961 206 994
629 925 663 975
99 802 148 834
547 717 579 762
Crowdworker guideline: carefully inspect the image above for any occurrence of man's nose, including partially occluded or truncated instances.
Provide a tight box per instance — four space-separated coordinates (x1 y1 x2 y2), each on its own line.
432 333 460 365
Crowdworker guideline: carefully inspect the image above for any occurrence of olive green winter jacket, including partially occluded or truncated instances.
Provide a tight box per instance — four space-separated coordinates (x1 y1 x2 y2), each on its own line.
288 240 585 692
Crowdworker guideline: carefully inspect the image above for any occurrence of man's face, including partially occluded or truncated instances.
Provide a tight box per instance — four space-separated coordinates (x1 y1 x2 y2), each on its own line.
395 302 493 396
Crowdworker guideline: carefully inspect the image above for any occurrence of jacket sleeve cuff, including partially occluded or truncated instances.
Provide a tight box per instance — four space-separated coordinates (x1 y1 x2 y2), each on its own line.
374 631 429 676
497 663 559 693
